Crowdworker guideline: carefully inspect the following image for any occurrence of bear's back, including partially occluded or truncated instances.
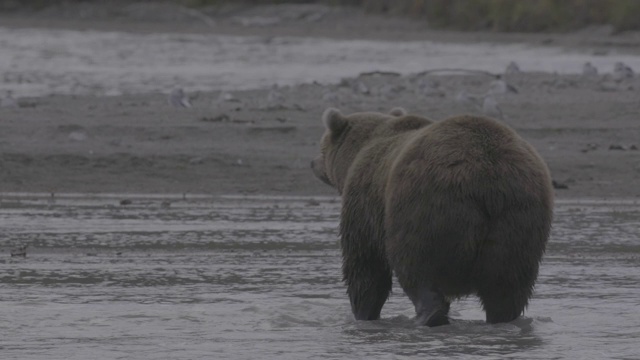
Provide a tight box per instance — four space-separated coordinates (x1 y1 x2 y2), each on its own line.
388 115 552 214
399 115 538 174
381 115 433 134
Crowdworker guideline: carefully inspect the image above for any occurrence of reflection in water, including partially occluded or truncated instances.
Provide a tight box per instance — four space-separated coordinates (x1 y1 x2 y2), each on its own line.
0 195 638 359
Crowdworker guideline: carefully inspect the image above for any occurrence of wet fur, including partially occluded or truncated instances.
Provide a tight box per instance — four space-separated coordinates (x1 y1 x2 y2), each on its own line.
312 109 553 326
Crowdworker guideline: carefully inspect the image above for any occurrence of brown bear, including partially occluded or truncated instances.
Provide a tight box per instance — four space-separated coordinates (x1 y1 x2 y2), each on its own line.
311 107 553 326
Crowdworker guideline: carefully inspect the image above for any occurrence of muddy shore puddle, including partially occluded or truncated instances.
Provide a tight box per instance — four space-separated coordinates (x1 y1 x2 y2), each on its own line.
3 26 640 97
0 195 639 359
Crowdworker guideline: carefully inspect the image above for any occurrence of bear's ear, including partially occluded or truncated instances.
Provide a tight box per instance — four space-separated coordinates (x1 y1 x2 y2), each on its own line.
389 107 407 117
322 108 348 134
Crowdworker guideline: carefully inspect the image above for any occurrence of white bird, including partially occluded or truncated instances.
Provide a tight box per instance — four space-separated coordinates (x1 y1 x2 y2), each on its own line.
260 87 286 109
613 62 634 82
168 88 192 108
582 62 598 77
377 84 404 99
455 90 482 110
488 77 518 95
0 91 18 108
217 92 240 103
505 61 521 75
266 88 285 104
482 95 504 120
416 78 445 97
321 90 340 104
356 81 370 95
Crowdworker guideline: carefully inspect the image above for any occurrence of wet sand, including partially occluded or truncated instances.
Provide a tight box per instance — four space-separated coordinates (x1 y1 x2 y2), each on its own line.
1 3 639 199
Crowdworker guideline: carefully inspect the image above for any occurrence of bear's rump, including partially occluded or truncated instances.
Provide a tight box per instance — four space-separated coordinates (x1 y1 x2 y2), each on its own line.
383 121 551 297
383 172 549 299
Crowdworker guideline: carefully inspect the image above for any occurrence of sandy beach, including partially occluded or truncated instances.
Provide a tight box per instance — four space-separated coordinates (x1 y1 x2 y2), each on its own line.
1 3 639 199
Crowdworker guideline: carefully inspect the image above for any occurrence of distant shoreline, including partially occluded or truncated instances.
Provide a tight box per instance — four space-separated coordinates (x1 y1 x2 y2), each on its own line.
1 3 639 200
2 0 640 33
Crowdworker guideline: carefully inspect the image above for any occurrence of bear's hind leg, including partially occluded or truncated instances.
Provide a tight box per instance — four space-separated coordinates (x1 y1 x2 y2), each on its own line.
344 253 392 321
407 285 450 327
474 208 549 324
477 281 531 324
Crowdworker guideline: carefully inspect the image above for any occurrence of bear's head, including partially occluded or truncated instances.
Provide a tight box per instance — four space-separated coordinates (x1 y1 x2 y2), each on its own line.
311 107 431 193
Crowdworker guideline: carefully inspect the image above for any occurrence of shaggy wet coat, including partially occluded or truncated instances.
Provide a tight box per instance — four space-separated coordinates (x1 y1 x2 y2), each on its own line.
312 108 553 326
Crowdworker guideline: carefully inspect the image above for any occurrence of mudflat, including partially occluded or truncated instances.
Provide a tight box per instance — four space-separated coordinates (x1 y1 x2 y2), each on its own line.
1 3 639 199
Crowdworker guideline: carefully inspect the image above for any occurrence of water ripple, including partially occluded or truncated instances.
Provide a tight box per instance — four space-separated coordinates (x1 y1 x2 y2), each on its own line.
0 195 638 359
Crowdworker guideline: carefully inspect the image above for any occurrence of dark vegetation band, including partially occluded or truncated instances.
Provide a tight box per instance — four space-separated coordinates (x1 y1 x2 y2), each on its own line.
4 0 640 32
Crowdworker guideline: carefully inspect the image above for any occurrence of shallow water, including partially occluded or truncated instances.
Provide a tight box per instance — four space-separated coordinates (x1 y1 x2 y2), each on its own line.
3 27 640 97
0 195 639 359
